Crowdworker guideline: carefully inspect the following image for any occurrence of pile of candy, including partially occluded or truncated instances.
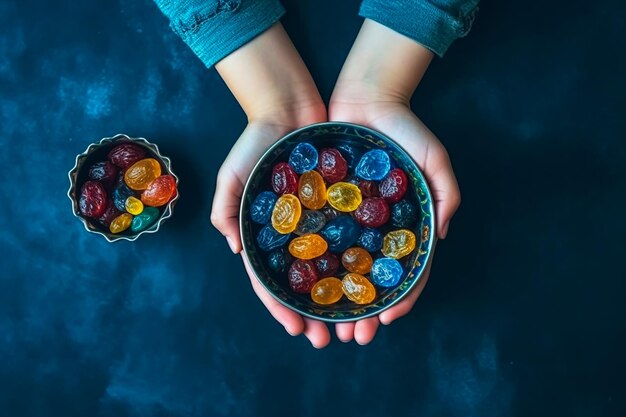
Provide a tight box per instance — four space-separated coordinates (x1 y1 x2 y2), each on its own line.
250 142 419 306
78 143 177 234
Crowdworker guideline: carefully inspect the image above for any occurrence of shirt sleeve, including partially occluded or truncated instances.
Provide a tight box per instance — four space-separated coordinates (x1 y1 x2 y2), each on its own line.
153 0 285 68
359 0 479 57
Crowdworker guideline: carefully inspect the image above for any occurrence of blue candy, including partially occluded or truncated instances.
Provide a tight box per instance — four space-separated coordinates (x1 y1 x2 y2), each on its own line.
256 224 290 251
250 191 278 224
355 149 391 180
288 142 318 174
112 182 134 212
320 215 361 253
357 227 383 252
336 143 363 170
391 199 419 228
371 258 403 287
267 249 293 272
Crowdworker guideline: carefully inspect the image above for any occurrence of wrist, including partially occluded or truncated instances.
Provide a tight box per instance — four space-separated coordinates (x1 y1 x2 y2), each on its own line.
331 19 433 107
248 97 327 130
216 23 325 127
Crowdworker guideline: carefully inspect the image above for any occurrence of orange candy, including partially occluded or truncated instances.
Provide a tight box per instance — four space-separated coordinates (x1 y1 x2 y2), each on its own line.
342 273 376 304
271 194 302 234
341 247 373 274
124 158 162 190
311 277 343 305
141 175 177 207
288 234 328 260
298 170 327 210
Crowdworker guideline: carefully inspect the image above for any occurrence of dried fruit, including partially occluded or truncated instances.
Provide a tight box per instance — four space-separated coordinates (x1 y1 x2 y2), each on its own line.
288 259 318 293
288 234 328 260
271 162 299 195
379 168 408 203
108 143 146 169
141 175 177 207
354 197 390 227
318 148 348 183
124 158 162 190
79 180 107 218
311 278 343 305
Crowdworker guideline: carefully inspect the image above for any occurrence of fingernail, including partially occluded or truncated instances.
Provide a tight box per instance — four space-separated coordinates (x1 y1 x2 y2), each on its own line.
441 221 450 239
225 236 237 254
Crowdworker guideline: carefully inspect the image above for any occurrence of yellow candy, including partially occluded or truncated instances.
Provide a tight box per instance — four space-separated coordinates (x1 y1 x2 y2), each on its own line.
326 182 362 212
271 194 301 234
341 247 373 274
288 234 328 260
298 170 327 210
125 196 144 215
124 158 162 190
311 277 344 305
109 213 133 234
342 273 376 304
382 229 417 259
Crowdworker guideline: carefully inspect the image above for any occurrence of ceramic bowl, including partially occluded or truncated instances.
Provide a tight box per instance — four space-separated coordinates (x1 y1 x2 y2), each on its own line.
68 133 179 242
240 122 435 323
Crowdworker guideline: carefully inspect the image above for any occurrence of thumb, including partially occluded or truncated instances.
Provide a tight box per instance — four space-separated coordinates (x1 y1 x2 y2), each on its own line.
211 164 244 253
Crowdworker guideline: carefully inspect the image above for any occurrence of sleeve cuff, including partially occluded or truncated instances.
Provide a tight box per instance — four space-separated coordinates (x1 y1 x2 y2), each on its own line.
159 0 285 68
359 0 478 57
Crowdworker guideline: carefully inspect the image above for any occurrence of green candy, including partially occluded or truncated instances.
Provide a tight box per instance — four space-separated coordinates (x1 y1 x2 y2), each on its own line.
130 207 160 232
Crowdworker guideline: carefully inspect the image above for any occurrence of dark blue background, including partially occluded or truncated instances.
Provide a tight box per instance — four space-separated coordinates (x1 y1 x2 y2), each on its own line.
1 0 625 416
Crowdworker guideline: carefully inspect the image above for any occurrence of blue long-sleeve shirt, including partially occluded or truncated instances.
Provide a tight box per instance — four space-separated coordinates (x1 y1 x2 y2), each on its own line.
153 0 479 68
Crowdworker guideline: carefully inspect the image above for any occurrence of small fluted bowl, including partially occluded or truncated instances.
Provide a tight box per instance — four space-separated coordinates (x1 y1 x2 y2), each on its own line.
240 122 436 323
68 134 179 242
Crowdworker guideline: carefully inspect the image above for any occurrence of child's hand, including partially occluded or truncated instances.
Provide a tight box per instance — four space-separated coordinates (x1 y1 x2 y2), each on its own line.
328 98 460 343
326 19 461 344
210 23 331 348
211 114 333 349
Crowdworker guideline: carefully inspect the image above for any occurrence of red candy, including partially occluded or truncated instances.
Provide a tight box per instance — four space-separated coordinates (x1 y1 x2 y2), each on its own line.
271 162 299 195
98 199 122 227
313 251 340 278
318 148 348 183
88 161 118 189
108 143 146 169
288 259 319 293
141 175 177 207
354 197 390 227
79 180 107 218
358 180 379 198
379 168 408 203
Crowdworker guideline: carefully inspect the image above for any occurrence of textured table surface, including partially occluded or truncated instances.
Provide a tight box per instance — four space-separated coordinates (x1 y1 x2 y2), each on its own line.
1 0 625 416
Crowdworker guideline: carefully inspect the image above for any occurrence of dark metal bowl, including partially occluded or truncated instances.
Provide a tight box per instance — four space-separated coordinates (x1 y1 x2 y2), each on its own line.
239 122 436 323
67 133 179 242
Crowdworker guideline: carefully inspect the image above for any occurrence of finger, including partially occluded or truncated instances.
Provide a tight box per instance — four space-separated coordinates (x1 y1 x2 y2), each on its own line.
335 322 356 343
303 318 331 349
242 254 305 336
354 317 380 345
379 260 432 325
210 164 243 253
425 145 461 239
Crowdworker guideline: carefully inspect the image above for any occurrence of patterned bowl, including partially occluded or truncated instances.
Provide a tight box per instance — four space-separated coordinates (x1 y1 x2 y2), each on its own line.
68 133 179 242
240 122 435 323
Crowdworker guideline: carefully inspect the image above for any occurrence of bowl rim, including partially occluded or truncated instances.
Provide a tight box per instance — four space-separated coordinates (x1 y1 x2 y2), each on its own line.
239 121 437 323
67 133 180 243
